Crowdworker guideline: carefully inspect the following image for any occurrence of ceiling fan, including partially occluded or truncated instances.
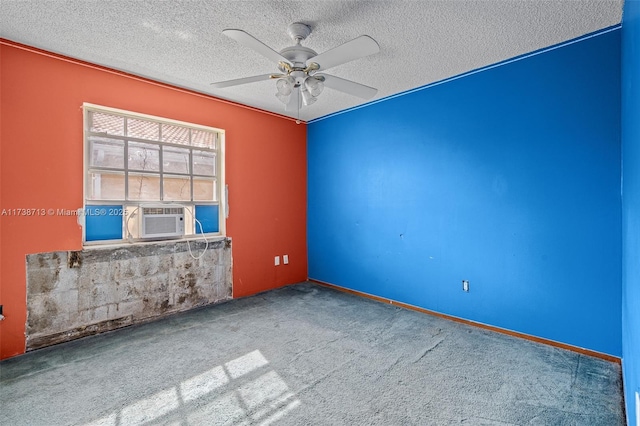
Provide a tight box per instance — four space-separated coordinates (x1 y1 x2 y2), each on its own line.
211 23 380 112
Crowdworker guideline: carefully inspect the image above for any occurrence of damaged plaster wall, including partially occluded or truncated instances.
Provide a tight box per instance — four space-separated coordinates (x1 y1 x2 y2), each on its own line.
25 238 232 350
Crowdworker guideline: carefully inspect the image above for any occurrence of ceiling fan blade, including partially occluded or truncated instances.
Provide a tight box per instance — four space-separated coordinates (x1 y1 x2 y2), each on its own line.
318 74 378 100
285 87 300 112
211 74 273 88
308 35 379 71
222 29 290 65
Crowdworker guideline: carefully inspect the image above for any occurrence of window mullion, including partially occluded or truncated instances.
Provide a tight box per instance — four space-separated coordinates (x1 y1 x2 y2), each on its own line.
124 118 129 202
86 133 215 152
189 149 194 202
188 129 194 203
159 146 164 201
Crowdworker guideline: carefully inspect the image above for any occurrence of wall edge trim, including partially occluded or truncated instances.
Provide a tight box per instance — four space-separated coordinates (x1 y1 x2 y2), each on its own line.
308 24 622 124
309 278 622 364
0 38 307 124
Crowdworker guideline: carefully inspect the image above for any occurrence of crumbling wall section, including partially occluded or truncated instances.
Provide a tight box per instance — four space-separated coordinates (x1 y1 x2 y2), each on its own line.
25 238 232 350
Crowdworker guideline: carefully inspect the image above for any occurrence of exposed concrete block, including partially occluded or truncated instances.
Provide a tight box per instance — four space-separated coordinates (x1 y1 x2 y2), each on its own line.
139 292 174 319
114 279 140 302
52 289 79 314
57 266 80 292
78 261 110 288
27 268 60 295
136 254 163 276
26 238 232 351
27 316 134 351
78 283 118 311
106 303 122 320
26 293 57 334
26 251 64 271
116 299 145 318
110 261 138 281
133 273 170 294
91 305 109 323
78 308 98 325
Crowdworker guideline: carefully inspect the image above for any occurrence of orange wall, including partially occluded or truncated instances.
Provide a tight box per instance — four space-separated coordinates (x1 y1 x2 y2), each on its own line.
0 40 308 359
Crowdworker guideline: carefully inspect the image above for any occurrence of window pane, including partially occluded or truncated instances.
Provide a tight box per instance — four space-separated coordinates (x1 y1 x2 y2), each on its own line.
123 206 140 239
127 117 159 140
128 173 160 201
164 146 190 174
90 111 124 135
88 172 125 200
128 142 160 172
193 178 216 201
85 107 224 242
164 175 191 201
193 151 215 176
191 129 216 149
161 123 190 145
90 137 124 169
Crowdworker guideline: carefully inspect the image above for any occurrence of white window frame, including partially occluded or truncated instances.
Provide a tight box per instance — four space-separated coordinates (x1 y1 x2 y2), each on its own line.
82 103 226 245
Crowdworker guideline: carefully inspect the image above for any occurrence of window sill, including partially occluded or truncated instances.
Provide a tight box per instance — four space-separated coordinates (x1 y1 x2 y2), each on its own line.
82 235 229 250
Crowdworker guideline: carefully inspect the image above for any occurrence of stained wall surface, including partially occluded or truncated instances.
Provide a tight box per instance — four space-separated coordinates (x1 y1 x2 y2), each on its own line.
25 240 232 350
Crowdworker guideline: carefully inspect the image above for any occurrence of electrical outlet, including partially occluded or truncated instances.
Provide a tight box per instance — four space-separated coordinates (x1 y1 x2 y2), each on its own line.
462 280 470 292
283 255 289 265
274 256 280 266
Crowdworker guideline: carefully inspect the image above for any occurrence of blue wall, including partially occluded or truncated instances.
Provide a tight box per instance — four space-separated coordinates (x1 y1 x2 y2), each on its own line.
308 29 622 356
622 0 640 423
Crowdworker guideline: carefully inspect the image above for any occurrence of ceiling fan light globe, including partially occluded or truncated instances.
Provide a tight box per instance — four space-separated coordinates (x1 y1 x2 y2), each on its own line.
305 76 324 97
276 92 290 104
302 96 317 106
276 78 293 96
301 88 317 106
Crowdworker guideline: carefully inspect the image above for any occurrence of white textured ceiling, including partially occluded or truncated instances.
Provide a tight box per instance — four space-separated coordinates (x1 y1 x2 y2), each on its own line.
0 1 623 122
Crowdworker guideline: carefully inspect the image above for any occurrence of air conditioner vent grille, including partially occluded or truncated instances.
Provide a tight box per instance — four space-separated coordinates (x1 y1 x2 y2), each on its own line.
143 207 183 215
140 205 185 239
145 216 179 235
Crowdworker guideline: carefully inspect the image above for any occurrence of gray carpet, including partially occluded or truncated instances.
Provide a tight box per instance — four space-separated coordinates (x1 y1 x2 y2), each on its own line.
0 282 624 425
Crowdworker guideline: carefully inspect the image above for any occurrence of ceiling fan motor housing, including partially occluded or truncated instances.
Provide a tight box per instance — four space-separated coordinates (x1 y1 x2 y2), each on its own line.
281 22 317 85
287 22 312 43
279 45 317 66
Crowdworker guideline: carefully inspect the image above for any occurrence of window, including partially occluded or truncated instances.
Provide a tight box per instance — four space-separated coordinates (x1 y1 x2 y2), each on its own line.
83 104 225 243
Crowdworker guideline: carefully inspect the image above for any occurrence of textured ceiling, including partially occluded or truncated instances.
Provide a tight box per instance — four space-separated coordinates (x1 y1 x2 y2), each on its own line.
0 1 623 122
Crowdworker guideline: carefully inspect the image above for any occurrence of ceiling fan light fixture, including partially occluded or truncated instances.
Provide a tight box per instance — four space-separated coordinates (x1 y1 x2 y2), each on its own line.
305 76 325 97
213 24 380 113
276 92 290 104
276 76 295 96
300 87 317 106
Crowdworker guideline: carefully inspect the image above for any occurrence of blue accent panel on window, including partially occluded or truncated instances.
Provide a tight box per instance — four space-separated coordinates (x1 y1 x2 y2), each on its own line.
85 205 123 241
195 205 219 233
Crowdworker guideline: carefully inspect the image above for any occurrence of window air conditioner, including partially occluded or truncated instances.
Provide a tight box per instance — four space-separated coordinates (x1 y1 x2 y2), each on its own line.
140 205 185 239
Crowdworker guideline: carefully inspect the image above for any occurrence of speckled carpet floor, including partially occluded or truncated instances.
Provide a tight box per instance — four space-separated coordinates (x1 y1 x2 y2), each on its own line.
0 282 624 425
